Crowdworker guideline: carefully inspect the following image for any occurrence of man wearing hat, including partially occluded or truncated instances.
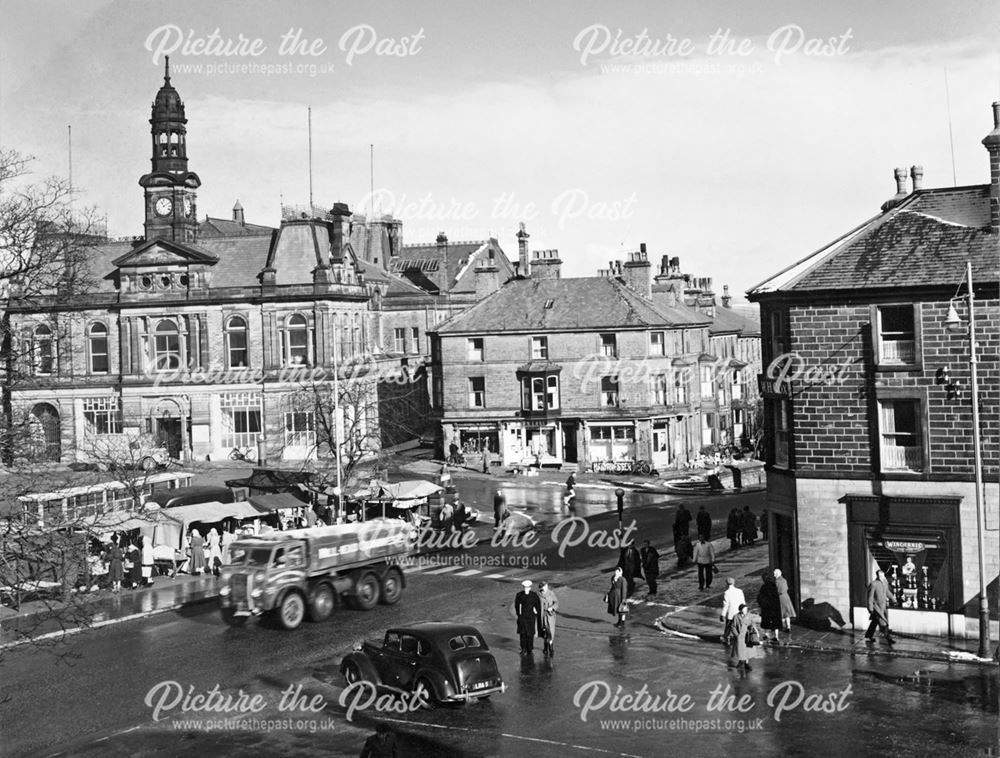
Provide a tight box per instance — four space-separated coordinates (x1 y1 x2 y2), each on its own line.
514 579 543 655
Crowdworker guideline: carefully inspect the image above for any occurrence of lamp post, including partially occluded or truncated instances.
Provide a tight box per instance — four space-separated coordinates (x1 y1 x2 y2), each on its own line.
945 260 989 658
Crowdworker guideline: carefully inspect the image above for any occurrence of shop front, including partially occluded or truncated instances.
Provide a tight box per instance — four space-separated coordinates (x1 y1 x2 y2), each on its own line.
587 422 636 464
845 494 964 636
503 420 563 466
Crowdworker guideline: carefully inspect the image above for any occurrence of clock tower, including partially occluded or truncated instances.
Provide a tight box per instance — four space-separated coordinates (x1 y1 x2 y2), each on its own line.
138 57 201 242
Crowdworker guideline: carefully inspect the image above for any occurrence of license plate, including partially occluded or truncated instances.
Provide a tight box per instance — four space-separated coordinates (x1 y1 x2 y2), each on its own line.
471 681 491 690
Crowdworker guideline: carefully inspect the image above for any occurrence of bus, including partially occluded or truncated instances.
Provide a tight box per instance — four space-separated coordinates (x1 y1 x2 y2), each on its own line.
17 470 195 527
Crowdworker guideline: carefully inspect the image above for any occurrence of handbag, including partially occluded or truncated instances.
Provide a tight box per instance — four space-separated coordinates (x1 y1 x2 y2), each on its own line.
745 625 760 647
712 564 719 574
618 602 629 614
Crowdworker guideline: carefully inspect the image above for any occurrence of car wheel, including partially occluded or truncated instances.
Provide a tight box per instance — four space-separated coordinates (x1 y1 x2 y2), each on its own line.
413 677 437 708
278 592 305 630
220 607 247 627
352 572 379 611
379 568 403 605
140 456 158 472
342 661 364 686
307 583 334 622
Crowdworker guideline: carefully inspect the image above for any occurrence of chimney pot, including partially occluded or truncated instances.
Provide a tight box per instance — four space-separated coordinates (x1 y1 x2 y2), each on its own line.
436 231 448 246
517 222 531 277
910 165 924 191
984 102 1000 235
640 242 647 254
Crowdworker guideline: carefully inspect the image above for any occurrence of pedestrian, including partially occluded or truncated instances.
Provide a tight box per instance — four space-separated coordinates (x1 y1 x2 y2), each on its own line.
673 527 693 569
726 507 740 550
452 496 468 532
757 571 782 644
729 603 758 671
564 472 576 506
773 568 796 643
693 534 716 590
359 722 397 758
126 539 142 589
760 507 769 540
220 526 235 566
304 507 317 527
740 506 757 546
438 499 454 532
493 490 506 529
206 528 224 576
605 567 628 628
639 540 660 596
538 581 558 657
188 528 205 575
864 569 897 645
439 462 453 491
141 534 155 587
107 539 124 593
673 504 692 539
696 505 712 540
315 501 331 526
720 577 746 644
617 540 642 595
514 580 542 655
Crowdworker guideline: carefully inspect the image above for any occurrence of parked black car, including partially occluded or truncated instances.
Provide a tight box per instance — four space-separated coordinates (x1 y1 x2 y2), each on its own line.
340 622 505 704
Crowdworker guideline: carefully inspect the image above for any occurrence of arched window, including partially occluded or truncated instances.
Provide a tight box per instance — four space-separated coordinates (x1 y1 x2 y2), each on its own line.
33 324 53 375
225 316 248 368
153 320 180 371
283 314 310 366
88 322 109 373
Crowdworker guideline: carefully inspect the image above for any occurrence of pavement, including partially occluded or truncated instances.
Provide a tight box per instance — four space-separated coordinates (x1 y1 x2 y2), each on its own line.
3 457 994 666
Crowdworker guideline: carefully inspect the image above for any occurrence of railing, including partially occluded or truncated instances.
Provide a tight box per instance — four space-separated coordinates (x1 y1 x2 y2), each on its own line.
881 444 922 471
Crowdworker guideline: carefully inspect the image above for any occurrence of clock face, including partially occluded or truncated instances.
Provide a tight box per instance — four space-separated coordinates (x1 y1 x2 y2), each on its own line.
183 197 194 217
154 197 173 217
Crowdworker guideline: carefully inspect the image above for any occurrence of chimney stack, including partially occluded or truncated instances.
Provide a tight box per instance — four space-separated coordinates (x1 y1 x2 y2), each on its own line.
517 222 530 278
910 165 924 191
881 167 910 212
622 247 652 298
232 200 245 225
329 202 351 263
721 284 732 308
436 231 448 247
984 101 1000 235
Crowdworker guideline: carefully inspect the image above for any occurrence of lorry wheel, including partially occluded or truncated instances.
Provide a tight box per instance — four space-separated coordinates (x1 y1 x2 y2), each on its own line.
221 607 247 627
307 583 334 622
379 568 403 605
353 572 380 611
278 592 306 630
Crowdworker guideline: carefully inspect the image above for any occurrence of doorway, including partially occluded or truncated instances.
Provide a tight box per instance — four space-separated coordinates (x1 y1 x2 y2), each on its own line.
155 416 183 459
561 423 577 463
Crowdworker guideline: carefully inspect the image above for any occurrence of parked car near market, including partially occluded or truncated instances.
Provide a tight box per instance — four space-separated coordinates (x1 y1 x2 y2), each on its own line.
340 623 506 704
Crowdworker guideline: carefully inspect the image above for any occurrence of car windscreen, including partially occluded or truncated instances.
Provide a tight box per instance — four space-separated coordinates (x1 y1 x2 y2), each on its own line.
448 634 485 651
228 547 273 567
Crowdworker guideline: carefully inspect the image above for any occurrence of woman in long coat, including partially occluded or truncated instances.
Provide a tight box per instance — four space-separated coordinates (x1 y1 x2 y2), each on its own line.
539 581 559 657
606 567 628 627
140 535 155 587
107 540 124 593
773 568 796 642
728 604 756 670
189 529 206 575
206 528 223 576
757 571 781 643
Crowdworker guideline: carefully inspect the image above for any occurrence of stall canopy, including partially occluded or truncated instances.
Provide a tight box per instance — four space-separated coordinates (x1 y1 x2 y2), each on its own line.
84 508 182 534
249 492 311 512
224 468 316 496
350 479 443 504
164 501 267 524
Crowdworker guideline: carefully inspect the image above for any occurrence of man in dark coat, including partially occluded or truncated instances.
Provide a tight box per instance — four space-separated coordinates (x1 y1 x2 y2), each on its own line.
493 490 506 529
639 540 660 595
514 580 543 654
617 541 642 595
696 505 712 540
674 504 692 539
359 722 397 758
865 569 896 645
726 507 741 550
740 506 757 546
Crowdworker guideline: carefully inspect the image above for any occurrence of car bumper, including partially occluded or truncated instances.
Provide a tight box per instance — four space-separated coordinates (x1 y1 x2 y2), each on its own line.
445 681 506 702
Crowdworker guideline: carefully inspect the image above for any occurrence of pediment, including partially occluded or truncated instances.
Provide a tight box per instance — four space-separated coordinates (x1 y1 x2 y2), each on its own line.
112 239 218 268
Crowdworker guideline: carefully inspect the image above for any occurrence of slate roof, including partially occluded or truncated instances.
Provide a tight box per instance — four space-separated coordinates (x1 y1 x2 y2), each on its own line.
752 186 999 295
355 259 431 298
199 217 275 238
710 304 761 337
434 277 712 334
394 239 516 294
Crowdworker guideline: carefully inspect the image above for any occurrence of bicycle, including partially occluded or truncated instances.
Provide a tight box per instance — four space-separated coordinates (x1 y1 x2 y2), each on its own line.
229 447 255 462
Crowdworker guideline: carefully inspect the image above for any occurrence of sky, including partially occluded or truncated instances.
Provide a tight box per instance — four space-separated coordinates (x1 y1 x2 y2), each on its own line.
1 0 998 302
